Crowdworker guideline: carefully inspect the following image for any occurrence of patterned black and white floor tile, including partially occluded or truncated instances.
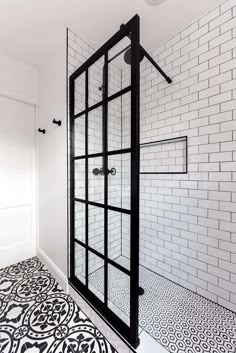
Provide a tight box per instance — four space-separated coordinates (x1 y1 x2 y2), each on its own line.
0 257 117 353
89 256 236 353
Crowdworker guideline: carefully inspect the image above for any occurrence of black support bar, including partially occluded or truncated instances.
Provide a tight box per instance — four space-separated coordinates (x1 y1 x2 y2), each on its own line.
142 47 172 84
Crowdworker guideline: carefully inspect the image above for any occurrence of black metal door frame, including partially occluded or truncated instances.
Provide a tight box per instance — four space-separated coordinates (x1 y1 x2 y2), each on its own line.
69 15 140 348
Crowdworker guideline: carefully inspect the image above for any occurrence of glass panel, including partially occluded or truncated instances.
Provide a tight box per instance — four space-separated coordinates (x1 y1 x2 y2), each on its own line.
121 92 131 150
121 214 130 267
74 159 85 200
75 243 86 284
108 37 131 97
108 264 130 326
88 206 104 254
88 107 103 155
108 92 131 152
88 157 104 203
74 72 85 115
88 56 104 107
108 211 130 270
108 210 121 261
108 153 130 209
74 115 85 157
75 202 85 243
88 252 104 302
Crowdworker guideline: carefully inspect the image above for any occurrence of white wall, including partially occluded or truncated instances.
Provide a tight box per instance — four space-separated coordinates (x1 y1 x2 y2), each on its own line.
0 52 38 103
37 35 68 276
0 52 38 268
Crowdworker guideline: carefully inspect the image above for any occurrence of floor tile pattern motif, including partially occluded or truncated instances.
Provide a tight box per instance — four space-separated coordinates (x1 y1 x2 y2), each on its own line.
0 257 117 353
90 258 236 353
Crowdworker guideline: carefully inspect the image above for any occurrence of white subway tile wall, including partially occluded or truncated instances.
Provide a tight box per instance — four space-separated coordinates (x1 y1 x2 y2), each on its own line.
134 0 236 312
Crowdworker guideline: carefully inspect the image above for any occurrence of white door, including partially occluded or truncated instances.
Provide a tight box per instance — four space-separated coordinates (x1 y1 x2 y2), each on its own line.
0 96 36 268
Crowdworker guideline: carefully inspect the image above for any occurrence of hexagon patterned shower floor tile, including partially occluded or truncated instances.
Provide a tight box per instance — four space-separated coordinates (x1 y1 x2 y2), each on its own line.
89 256 236 353
0 257 117 353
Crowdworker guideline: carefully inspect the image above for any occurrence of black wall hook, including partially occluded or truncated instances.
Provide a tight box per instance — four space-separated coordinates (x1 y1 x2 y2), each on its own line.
38 128 46 134
53 119 61 126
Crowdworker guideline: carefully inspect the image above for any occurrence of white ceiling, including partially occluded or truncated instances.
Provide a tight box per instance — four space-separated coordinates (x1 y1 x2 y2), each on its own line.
0 0 223 69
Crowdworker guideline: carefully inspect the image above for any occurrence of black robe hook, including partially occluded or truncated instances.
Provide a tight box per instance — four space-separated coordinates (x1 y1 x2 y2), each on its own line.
38 128 46 134
53 119 61 126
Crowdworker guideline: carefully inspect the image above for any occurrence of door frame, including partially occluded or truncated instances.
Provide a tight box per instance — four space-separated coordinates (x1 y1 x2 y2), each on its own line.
0 92 38 268
69 15 140 348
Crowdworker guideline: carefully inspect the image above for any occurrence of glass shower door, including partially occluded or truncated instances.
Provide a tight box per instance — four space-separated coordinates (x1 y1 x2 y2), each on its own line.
69 15 140 348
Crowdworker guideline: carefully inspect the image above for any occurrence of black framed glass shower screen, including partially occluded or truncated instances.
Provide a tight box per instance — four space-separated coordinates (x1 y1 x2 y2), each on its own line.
69 15 140 348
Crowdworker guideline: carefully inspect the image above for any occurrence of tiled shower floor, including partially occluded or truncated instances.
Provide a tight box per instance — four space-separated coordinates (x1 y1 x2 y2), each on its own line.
89 256 236 353
0 257 117 353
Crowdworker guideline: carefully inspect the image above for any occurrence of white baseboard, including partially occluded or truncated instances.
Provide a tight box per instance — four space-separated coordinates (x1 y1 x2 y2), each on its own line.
0 241 36 269
37 248 68 293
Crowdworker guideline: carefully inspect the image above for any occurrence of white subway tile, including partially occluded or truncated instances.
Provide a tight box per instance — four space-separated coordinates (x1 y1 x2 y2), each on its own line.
221 79 236 92
221 16 236 34
209 91 232 105
199 46 220 63
209 71 232 87
190 43 209 60
208 283 229 300
191 62 209 77
209 30 232 49
201 106 221 121
181 21 199 39
220 58 236 73
210 9 232 30
200 27 220 46
173 37 189 52
199 85 220 99
181 40 198 56
210 131 232 143
200 8 220 27
210 50 232 68
221 0 236 14
199 65 219 81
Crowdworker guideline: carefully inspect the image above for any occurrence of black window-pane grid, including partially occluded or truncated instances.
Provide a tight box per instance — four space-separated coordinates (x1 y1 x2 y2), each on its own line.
74 239 130 276
73 148 131 160
74 66 132 288
70 20 131 82
70 15 140 347
74 198 131 214
73 86 131 119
